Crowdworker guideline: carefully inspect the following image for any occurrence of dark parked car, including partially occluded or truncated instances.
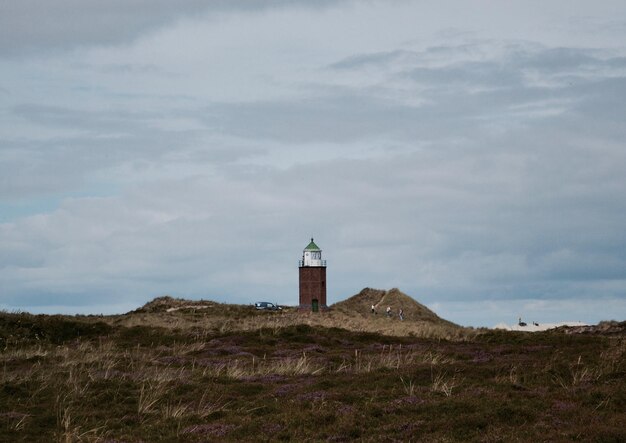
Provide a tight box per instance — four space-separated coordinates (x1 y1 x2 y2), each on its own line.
254 302 281 311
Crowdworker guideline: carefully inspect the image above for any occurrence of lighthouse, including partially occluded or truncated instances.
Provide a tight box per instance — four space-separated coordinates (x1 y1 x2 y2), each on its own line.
298 238 327 312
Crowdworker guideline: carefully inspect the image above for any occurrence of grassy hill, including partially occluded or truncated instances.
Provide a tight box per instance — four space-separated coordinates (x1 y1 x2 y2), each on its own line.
332 287 457 325
114 289 467 341
0 295 624 442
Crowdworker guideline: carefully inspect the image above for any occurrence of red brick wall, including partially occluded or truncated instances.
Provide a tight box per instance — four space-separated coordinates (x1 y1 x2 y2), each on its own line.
299 266 327 310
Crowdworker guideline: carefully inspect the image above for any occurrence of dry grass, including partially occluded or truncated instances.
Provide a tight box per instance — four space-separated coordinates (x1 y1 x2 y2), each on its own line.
399 376 417 396
109 308 477 343
430 368 462 397
334 345 453 374
205 353 325 378
138 381 167 416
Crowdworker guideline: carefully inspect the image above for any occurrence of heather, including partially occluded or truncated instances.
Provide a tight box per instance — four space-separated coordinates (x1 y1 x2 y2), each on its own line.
0 301 624 442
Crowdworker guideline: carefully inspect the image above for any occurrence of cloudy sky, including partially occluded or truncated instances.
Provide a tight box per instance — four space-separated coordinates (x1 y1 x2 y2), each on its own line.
1 0 625 326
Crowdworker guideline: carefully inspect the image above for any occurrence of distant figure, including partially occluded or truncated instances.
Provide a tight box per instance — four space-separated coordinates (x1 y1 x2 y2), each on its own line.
371 304 376 315
386 306 392 317
399 308 404 321
533 321 539 326
518 317 527 327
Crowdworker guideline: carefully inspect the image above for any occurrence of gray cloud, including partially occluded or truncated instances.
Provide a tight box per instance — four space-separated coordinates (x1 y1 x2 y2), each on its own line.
329 50 416 70
0 0 348 56
1 103 265 199
198 45 626 148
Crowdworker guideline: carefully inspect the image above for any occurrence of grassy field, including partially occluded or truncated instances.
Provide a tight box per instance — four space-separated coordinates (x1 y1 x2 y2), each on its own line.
0 298 624 442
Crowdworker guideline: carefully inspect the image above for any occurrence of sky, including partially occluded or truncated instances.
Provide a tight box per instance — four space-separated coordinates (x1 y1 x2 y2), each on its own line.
1 0 625 327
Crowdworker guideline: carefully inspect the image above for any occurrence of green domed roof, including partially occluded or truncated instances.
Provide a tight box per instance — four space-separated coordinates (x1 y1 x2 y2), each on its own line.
304 238 321 251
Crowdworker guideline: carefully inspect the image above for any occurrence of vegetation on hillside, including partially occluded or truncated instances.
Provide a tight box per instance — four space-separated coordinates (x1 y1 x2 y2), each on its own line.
114 289 471 341
0 295 624 442
332 287 458 326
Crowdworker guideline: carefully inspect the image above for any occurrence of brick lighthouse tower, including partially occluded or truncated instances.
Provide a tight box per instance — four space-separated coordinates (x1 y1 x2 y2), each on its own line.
298 238 327 312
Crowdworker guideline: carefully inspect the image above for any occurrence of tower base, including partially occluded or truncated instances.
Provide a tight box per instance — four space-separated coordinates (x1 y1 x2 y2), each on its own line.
299 266 327 312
